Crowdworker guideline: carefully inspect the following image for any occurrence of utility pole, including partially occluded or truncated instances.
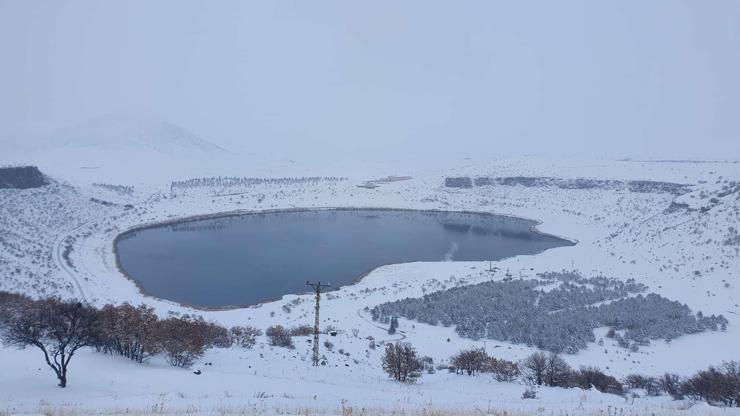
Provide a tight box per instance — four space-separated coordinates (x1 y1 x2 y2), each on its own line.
306 281 330 366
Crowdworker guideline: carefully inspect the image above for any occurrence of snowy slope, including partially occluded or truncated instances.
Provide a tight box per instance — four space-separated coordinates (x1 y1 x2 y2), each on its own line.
2 115 237 186
48 114 227 155
0 153 738 414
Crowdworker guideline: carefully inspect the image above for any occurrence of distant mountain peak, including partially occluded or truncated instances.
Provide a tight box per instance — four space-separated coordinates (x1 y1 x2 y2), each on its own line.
49 115 228 155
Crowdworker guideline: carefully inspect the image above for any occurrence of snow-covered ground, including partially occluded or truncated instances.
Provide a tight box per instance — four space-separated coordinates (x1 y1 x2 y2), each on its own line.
1 135 739 414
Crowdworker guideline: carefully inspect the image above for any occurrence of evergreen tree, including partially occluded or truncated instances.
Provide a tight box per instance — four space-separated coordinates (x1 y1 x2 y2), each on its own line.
388 316 398 335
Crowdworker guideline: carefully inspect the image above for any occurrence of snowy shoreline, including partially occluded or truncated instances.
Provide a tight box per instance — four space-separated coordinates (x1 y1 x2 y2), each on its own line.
110 206 576 311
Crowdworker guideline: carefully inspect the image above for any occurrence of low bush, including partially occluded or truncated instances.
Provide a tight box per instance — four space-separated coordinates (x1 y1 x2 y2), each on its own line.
229 325 262 349
450 347 488 376
289 324 313 336
266 325 294 348
659 373 683 399
487 357 520 382
158 316 210 368
570 366 624 395
624 373 660 396
95 303 161 363
522 387 537 399
681 362 740 407
521 352 571 387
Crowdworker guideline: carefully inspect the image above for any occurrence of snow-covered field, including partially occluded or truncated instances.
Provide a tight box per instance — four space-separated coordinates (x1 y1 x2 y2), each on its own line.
1 137 739 414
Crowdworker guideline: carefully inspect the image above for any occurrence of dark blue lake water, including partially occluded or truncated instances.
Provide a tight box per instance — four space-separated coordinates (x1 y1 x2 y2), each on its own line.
115 209 572 308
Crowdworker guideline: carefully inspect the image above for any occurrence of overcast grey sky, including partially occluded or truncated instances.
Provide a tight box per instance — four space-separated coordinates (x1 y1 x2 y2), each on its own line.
1 0 739 160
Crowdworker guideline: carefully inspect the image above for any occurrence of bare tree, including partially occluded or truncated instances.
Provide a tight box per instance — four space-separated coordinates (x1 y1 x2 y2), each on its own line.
266 325 294 348
658 373 683 399
382 342 422 382
95 303 160 363
624 373 660 396
521 352 548 385
451 347 488 376
544 353 572 387
2 298 97 388
229 325 261 348
681 362 740 407
158 316 208 368
486 357 520 382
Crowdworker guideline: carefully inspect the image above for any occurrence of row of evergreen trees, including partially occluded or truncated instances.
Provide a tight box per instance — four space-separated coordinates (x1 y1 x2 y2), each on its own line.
466 176 691 195
170 176 347 191
92 183 134 195
372 271 727 353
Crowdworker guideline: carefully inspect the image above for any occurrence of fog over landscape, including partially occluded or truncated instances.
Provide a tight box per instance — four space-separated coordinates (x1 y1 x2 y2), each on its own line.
1 0 739 160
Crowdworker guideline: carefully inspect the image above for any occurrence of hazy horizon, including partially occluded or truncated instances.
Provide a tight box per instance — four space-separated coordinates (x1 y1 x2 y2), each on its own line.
1 0 739 161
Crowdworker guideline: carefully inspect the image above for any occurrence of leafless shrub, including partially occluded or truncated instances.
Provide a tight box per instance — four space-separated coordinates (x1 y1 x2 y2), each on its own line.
681 362 740 407
157 316 210 368
486 357 520 382
266 325 294 348
624 373 660 396
289 325 313 336
382 342 423 382
229 325 262 349
95 303 161 363
570 366 624 395
450 347 488 376
521 352 548 385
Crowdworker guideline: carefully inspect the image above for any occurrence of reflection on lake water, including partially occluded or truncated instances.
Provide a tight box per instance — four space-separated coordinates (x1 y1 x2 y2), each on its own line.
115 209 573 308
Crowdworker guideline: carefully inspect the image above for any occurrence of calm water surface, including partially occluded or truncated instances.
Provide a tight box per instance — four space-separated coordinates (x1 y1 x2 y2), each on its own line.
115 209 572 307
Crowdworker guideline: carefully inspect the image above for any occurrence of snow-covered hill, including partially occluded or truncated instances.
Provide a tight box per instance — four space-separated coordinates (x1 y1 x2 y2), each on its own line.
0 155 738 414
49 114 227 155
2 115 237 186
